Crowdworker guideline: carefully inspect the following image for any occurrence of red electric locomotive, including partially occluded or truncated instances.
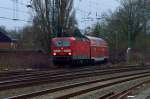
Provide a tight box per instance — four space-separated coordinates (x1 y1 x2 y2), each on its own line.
51 36 109 65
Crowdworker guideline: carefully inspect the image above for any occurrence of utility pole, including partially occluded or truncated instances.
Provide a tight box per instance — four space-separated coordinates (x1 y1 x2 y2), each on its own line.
52 0 55 37
45 0 51 33
143 0 149 64
127 12 132 63
45 0 52 54
56 0 61 37
52 0 61 37
12 0 19 32
51 0 60 37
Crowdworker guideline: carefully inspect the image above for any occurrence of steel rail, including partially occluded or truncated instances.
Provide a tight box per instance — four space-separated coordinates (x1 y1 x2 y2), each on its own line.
7 71 150 99
0 65 149 82
0 67 149 91
0 65 147 80
105 80 150 99
0 64 146 77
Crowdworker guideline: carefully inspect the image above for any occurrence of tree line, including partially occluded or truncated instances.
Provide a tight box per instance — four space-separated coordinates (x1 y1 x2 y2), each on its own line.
88 0 150 63
1 0 149 63
0 0 78 52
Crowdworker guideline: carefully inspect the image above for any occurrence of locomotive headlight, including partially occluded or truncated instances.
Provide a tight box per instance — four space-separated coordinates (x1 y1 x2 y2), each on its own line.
68 52 72 55
53 52 57 56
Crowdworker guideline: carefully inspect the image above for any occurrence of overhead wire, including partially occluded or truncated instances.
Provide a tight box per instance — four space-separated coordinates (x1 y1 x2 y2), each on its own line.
0 16 32 23
75 0 106 29
9 0 30 6
0 6 29 14
76 0 103 21
0 0 32 23
0 0 103 26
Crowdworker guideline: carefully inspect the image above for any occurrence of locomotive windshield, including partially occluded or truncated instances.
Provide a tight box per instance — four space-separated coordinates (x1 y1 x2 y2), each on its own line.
55 41 70 47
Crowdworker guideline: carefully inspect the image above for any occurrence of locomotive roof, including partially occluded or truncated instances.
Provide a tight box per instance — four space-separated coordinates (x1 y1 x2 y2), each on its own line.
86 36 105 42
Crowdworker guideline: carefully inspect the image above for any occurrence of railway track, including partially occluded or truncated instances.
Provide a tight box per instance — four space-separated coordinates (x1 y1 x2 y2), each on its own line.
101 80 150 99
0 65 149 98
6 69 150 99
0 64 147 80
0 64 142 78
0 65 139 81
0 66 108 81
0 65 149 92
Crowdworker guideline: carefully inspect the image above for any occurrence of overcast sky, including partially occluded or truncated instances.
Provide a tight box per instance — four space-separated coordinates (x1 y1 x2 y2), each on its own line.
0 0 31 30
0 0 120 30
75 0 120 29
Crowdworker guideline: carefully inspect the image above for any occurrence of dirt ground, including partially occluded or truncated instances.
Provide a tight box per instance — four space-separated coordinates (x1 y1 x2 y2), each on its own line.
0 51 54 71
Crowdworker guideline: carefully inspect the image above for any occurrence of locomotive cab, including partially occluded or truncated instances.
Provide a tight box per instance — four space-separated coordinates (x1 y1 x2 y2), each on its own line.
51 36 91 65
51 37 75 65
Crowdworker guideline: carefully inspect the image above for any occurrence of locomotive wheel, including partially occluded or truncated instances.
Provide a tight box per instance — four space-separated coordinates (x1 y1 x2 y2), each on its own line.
91 59 96 65
53 61 63 68
103 58 109 63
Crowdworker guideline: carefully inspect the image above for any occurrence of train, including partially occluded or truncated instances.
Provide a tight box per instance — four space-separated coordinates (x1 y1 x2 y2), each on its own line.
51 36 109 65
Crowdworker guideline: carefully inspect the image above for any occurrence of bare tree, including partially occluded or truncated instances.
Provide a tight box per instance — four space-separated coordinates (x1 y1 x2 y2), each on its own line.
31 0 76 52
